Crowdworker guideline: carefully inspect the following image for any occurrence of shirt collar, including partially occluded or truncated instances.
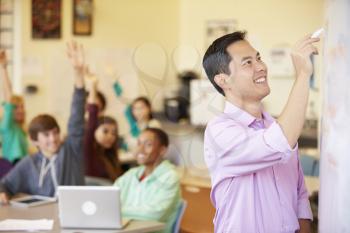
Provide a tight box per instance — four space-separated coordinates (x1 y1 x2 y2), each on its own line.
223 101 274 127
135 160 171 182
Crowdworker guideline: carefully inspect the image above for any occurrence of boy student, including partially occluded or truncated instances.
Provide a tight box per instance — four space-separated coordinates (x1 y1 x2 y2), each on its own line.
0 50 28 164
203 31 318 233
114 128 180 233
0 42 86 204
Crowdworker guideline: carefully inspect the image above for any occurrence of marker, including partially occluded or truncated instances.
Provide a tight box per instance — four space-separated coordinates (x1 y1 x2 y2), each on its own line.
311 28 324 39
309 28 323 90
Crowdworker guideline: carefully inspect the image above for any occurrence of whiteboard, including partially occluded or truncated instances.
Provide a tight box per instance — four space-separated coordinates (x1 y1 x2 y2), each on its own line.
190 79 225 125
319 0 350 232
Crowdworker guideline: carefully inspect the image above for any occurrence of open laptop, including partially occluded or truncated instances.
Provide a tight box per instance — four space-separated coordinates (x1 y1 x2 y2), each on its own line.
57 186 130 229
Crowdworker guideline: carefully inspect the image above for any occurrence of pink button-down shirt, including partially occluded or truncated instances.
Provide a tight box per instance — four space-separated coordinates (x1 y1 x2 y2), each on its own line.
204 101 312 233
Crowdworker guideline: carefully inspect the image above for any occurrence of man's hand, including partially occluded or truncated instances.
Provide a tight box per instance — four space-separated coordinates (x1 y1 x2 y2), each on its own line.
291 35 320 78
0 192 9 205
297 219 311 233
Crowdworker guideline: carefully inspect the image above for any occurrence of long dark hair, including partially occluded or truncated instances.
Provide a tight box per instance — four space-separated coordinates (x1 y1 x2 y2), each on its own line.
131 96 153 120
95 116 120 171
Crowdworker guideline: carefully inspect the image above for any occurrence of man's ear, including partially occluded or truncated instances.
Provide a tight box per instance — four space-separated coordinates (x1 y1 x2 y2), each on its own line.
214 73 230 89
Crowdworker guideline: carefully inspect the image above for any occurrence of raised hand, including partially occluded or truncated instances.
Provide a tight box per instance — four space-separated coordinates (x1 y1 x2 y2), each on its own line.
66 41 85 76
291 35 320 78
85 71 98 93
0 50 8 67
0 192 9 205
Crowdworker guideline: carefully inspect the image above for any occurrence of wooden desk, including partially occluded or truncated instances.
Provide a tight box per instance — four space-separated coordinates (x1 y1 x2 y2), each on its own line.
0 203 164 233
304 176 320 195
177 168 211 189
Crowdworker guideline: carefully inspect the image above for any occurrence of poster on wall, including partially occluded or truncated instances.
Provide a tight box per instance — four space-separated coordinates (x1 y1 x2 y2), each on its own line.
32 0 61 39
206 19 237 48
73 0 93 35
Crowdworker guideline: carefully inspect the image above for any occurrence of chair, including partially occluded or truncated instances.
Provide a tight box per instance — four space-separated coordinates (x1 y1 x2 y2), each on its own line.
300 155 319 177
0 158 13 178
172 199 187 233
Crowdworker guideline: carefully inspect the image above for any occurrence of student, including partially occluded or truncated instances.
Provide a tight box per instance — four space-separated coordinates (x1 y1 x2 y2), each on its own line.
0 42 86 204
202 31 318 233
90 90 107 117
0 50 28 163
114 128 180 233
84 74 122 181
65 41 122 181
113 82 161 151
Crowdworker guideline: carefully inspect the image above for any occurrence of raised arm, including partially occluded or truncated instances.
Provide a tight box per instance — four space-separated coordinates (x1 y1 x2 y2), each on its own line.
67 41 85 89
66 41 86 154
84 74 99 169
277 35 320 148
205 118 297 177
0 50 12 102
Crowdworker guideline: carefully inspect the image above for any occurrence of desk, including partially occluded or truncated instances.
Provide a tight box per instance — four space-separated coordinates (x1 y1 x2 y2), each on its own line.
304 176 320 195
177 168 211 189
0 203 165 233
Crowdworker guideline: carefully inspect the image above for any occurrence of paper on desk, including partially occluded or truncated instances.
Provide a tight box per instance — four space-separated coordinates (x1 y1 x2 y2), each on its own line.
0 219 53 231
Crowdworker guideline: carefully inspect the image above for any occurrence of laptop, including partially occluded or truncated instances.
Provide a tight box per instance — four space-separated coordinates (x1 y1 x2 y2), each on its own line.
57 186 130 229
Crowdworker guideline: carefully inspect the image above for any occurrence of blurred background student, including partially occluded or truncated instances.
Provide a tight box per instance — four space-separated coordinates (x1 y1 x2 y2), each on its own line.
114 81 161 152
0 50 28 165
66 41 122 181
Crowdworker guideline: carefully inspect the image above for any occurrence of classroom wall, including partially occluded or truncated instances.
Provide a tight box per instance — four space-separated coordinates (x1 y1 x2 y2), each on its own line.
20 0 180 133
178 0 325 117
17 0 324 135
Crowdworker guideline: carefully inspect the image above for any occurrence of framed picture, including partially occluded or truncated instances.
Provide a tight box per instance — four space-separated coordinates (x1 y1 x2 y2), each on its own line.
32 0 61 39
206 19 237 48
73 0 93 35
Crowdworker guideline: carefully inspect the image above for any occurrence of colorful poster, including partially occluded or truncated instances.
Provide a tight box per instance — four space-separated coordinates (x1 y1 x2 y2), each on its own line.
32 0 61 39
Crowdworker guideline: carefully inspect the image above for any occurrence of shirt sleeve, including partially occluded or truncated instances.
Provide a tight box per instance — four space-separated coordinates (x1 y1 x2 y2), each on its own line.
296 156 313 220
66 88 86 157
0 158 28 196
204 119 297 177
84 104 98 172
0 102 15 132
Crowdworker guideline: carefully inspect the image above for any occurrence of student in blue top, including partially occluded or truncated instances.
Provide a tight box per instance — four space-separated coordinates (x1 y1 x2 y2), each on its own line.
0 50 28 164
113 82 161 152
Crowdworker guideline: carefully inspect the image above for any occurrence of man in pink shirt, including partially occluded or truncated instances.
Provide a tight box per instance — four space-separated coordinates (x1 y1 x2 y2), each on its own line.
202 31 319 233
